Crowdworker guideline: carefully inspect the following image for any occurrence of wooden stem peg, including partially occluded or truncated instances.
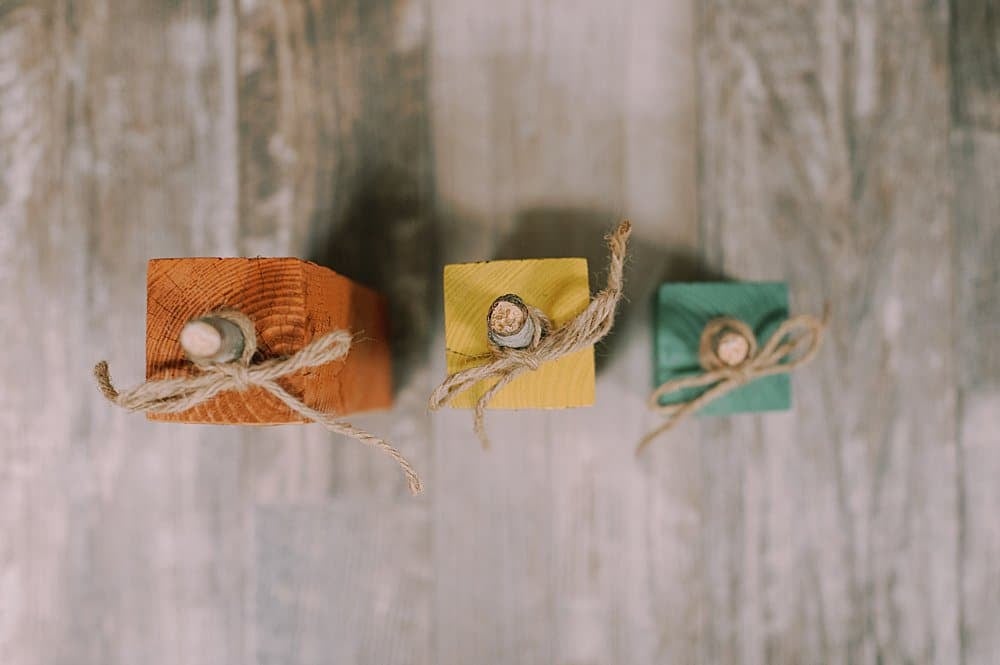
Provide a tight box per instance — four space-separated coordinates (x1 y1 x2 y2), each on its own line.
147 258 392 424
487 294 535 349
714 329 751 366
180 315 246 364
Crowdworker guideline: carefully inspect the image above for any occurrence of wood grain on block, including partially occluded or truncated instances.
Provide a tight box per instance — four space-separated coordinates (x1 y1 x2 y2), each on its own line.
146 257 392 424
443 258 594 409
655 282 791 416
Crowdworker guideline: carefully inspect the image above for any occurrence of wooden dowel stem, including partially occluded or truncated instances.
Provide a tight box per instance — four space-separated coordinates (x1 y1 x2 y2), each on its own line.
714 330 751 366
180 316 246 364
487 294 535 349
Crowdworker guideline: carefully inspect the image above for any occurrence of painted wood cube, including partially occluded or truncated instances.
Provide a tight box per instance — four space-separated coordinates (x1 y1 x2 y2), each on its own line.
655 281 791 416
443 258 595 409
145 257 392 424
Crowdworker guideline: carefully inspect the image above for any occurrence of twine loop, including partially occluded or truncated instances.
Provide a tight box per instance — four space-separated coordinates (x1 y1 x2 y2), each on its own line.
638 306 829 452
429 220 632 448
212 363 253 392
494 347 546 372
698 318 757 370
94 309 422 495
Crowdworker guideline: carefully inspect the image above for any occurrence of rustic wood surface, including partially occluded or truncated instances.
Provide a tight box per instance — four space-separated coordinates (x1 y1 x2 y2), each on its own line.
0 1 995 664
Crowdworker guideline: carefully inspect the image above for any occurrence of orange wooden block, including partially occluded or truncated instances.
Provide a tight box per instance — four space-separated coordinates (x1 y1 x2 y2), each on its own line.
145 257 392 424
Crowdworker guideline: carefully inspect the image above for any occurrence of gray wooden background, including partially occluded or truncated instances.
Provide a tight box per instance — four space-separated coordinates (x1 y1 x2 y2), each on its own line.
1 1 997 663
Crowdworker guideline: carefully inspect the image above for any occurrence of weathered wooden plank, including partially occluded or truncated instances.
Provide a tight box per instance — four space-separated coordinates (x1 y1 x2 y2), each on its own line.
1 2 245 665
950 0 1000 131
428 1 699 664
956 389 1000 665
430 405 556 664
236 4 435 664
254 502 430 665
236 0 434 501
953 132 1000 391
65 1 247 663
618 4 703 663
0 7 69 663
428 3 558 661
953 127 1000 664
951 33 998 590
11 1 987 664
698 1 957 663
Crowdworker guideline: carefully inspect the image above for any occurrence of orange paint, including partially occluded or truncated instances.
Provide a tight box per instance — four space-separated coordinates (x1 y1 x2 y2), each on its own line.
145 257 392 424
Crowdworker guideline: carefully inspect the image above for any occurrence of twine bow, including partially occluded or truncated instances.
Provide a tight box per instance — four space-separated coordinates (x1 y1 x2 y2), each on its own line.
638 306 828 451
429 220 632 448
94 309 422 495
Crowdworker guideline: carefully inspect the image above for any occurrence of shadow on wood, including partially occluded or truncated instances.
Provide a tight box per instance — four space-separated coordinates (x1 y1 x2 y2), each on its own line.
306 164 441 393
494 207 730 373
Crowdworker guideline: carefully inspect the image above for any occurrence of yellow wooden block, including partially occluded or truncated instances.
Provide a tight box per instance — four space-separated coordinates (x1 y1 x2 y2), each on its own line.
443 258 595 409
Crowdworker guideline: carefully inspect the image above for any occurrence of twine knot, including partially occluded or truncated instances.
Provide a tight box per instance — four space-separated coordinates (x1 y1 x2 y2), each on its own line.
496 346 546 372
429 220 632 448
214 363 253 391
94 309 422 495
518 352 545 372
638 305 829 452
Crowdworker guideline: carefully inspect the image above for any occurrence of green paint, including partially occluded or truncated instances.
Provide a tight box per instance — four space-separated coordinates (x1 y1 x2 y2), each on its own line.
654 282 791 417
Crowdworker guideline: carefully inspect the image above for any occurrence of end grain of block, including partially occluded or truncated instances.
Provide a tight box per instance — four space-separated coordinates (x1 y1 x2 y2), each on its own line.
146 257 392 424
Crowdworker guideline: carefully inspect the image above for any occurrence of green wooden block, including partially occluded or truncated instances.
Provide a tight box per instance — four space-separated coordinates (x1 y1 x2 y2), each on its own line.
655 282 791 417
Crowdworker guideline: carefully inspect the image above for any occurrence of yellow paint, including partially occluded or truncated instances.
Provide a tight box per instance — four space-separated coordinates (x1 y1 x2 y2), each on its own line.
443 258 595 409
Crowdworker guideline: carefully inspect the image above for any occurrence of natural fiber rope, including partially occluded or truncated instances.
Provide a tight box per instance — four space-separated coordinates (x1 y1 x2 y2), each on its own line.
94 309 422 495
638 306 829 452
429 220 632 448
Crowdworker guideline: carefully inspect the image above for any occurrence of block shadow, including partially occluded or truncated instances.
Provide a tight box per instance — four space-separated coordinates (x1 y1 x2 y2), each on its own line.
495 207 729 373
306 164 441 393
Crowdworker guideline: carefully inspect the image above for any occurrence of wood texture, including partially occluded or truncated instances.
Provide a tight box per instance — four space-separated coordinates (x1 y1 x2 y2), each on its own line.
428 3 699 665
951 0 1000 131
234 0 435 503
1 3 247 665
442 258 594 409
146 257 392 424
3 0 995 664
254 503 429 665
698 2 959 663
951 2 1000 660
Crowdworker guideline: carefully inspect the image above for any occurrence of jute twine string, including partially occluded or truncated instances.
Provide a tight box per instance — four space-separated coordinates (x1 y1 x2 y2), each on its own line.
429 220 632 448
638 306 829 452
94 309 423 495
